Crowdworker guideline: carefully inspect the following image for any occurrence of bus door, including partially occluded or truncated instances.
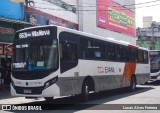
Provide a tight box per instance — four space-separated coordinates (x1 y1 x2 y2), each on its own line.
59 32 80 95
59 32 79 74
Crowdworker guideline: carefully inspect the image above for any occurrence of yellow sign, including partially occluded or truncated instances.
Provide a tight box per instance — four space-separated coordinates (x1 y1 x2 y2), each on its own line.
108 8 135 27
10 0 25 3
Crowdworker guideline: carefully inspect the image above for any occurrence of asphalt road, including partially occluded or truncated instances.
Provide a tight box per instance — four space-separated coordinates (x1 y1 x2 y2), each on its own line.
1 81 160 113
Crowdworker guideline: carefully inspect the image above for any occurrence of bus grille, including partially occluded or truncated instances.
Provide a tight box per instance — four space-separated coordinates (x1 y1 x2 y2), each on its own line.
14 86 44 95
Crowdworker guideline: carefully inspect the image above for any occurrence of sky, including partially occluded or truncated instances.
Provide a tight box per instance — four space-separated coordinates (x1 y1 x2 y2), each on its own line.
135 0 160 28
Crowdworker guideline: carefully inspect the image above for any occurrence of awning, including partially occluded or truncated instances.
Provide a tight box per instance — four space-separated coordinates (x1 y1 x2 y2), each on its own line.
0 17 37 43
0 17 37 25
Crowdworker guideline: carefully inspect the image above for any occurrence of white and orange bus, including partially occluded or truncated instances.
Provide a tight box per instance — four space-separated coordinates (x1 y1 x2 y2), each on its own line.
11 25 150 101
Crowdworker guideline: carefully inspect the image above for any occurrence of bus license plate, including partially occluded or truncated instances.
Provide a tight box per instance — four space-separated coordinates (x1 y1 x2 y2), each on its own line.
24 89 32 94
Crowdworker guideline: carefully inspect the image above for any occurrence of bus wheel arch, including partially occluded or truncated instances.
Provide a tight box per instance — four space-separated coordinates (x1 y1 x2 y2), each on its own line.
81 76 95 102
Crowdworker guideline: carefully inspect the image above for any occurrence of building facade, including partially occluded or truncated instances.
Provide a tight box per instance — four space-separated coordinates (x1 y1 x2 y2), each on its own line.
0 0 137 44
25 0 78 29
24 0 136 45
136 22 160 50
0 0 26 59
143 16 153 28
78 0 136 45
0 0 30 86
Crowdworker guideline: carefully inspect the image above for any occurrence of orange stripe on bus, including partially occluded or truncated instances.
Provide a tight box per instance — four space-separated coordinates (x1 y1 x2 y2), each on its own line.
120 63 136 87
128 45 139 49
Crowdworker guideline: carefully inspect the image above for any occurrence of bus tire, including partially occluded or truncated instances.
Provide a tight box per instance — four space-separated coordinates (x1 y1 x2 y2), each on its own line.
129 76 136 92
45 97 54 102
81 80 90 102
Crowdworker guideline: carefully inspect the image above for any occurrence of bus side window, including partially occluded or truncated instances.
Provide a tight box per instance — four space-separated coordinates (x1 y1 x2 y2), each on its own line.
124 47 131 62
138 50 144 63
143 51 148 64
131 48 138 62
80 38 94 59
116 45 124 62
106 43 115 61
93 40 105 59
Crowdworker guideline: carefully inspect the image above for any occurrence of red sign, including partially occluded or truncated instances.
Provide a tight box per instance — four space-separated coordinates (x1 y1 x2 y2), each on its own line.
97 0 136 36
4 45 13 55
0 27 14 34
0 43 13 55
0 44 3 55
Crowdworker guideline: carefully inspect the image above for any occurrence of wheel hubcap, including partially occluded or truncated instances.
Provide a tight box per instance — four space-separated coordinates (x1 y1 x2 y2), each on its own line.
85 86 89 94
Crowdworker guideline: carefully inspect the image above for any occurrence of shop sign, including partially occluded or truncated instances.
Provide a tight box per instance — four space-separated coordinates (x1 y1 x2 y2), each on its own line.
97 0 136 36
0 44 3 55
0 27 14 34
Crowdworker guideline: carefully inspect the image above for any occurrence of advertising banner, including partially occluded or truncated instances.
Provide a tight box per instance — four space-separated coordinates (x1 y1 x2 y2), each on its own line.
0 0 24 20
25 0 78 29
97 0 135 36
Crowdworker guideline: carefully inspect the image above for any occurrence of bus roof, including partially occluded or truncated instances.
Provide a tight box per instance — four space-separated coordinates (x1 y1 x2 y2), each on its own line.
17 25 148 51
149 50 160 52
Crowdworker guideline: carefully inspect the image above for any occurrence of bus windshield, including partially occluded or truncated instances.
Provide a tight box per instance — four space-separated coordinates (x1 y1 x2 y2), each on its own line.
13 39 58 71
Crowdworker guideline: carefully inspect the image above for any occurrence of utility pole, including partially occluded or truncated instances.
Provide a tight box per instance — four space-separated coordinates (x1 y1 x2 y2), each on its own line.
150 21 156 50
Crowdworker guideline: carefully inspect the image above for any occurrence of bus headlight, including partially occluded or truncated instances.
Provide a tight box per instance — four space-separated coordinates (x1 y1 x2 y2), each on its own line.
11 80 15 88
44 76 58 89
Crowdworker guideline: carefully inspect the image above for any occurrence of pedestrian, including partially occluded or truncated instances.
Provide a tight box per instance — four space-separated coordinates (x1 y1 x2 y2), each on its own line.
0 65 6 90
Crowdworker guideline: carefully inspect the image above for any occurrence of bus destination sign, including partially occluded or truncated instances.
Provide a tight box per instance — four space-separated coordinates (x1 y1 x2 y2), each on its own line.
19 29 51 39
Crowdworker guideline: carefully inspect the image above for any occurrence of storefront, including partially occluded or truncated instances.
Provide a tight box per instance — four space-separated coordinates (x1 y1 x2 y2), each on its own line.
0 17 32 86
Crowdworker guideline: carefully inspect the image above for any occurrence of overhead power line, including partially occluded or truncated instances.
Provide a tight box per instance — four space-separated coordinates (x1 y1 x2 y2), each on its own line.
123 0 160 7
28 3 160 12
33 0 160 8
25 0 160 12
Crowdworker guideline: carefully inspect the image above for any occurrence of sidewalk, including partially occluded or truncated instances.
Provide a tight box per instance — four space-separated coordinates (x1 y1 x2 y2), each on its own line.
0 86 41 105
0 85 11 100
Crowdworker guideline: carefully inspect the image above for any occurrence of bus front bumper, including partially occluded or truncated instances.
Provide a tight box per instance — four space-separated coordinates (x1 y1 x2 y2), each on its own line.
150 72 160 81
11 84 60 97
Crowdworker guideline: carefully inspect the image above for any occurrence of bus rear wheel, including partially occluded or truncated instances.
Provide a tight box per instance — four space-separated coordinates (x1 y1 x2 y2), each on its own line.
129 76 136 92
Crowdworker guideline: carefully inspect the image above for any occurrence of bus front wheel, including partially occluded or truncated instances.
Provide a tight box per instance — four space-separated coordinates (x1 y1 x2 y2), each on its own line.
81 80 90 102
45 97 54 102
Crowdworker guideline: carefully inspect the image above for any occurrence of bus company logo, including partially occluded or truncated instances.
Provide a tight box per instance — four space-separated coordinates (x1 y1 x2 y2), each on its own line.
97 67 115 73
